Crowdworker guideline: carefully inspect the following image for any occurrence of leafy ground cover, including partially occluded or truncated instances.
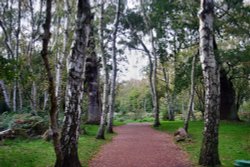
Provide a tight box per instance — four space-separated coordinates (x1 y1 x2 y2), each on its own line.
0 124 117 167
155 121 250 167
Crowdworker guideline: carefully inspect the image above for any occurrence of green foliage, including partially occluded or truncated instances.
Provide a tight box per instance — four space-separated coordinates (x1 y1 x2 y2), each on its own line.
115 79 152 119
0 56 16 81
121 10 146 32
155 121 250 167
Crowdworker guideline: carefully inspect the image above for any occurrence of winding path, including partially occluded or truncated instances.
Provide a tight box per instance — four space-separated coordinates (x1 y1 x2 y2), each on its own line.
89 123 192 167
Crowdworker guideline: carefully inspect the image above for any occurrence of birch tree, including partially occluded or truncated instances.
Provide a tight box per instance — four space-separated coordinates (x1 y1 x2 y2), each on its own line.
107 0 122 133
198 0 221 165
140 0 160 127
60 0 92 166
184 51 198 132
55 0 70 114
27 0 43 115
96 0 109 139
0 80 10 110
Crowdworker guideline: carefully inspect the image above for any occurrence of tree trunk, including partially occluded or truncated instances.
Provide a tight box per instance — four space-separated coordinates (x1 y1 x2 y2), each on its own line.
27 0 43 115
184 51 198 132
140 0 160 127
17 82 22 111
168 96 175 121
60 0 92 166
13 83 17 112
43 91 49 112
162 67 175 121
55 0 70 116
220 69 239 121
0 80 10 110
31 82 37 115
107 0 121 134
151 34 160 127
96 0 109 139
198 0 221 166
86 25 101 125
13 1 23 111
40 0 63 166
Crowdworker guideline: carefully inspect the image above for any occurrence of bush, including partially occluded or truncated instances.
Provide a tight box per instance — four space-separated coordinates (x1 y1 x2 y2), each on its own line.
239 111 250 122
0 113 49 138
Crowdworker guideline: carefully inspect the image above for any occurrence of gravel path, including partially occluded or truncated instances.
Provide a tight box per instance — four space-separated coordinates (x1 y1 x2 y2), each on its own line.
89 123 192 167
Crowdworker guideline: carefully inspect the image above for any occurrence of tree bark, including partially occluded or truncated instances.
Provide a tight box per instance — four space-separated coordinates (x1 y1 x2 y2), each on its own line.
184 51 198 132
198 0 221 166
43 91 49 112
107 0 122 134
162 67 175 121
60 0 92 166
0 80 10 110
40 0 63 166
96 0 109 139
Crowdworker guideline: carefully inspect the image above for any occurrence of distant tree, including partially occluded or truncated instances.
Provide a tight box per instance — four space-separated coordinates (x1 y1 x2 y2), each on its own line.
85 24 101 125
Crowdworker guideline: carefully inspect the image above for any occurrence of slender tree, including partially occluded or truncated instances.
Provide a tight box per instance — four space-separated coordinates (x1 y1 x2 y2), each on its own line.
107 0 122 133
96 0 109 139
198 0 221 166
184 51 198 132
55 0 70 114
140 0 160 127
0 80 10 110
60 0 92 166
40 0 63 166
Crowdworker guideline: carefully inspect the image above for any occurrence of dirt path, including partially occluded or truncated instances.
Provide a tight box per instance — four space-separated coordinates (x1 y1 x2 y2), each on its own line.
89 123 192 167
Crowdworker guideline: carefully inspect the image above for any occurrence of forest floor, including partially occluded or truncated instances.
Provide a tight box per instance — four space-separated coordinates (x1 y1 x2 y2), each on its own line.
89 123 192 167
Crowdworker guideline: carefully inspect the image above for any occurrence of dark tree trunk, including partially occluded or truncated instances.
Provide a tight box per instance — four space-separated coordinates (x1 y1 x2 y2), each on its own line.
85 25 101 125
40 0 63 166
220 69 239 121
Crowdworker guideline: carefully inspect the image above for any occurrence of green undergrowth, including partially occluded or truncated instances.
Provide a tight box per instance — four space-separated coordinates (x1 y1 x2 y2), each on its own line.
155 121 250 167
0 123 122 167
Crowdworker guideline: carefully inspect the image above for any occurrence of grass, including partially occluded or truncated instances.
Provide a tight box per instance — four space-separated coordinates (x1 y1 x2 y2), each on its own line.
0 124 120 167
155 121 250 167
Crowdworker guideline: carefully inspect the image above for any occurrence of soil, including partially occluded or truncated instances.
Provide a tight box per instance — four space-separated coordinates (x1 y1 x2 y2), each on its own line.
89 123 192 167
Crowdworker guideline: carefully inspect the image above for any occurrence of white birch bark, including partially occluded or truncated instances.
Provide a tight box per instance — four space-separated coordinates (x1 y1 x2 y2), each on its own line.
107 0 122 134
0 80 10 110
184 51 197 132
43 91 49 112
60 0 92 166
198 0 221 165
96 0 109 139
